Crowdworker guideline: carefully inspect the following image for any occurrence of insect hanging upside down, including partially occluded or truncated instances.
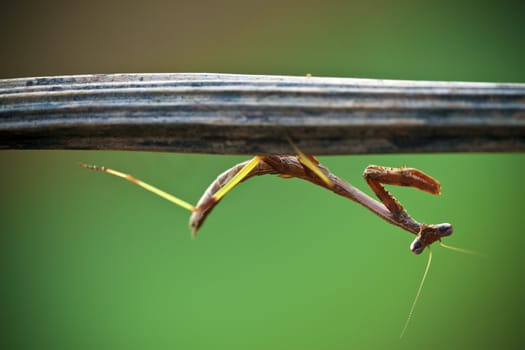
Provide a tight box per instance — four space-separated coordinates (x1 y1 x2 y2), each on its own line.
81 143 453 255
81 140 475 337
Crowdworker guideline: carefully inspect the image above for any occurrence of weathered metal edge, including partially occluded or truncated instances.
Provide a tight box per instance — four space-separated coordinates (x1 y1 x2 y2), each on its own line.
1 73 524 155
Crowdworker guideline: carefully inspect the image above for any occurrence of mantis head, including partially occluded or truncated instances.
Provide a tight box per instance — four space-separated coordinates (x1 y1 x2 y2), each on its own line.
410 223 453 254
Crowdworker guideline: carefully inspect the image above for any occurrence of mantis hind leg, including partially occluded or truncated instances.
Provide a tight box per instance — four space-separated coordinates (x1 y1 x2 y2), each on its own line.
211 156 263 202
80 163 196 212
82 157 265 238
189 156 264 237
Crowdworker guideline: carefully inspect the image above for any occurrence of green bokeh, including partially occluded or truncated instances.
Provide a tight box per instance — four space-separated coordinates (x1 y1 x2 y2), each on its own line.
1 1 525 349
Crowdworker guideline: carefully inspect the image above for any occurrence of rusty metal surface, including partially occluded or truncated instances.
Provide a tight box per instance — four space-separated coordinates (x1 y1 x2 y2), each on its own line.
1 73 524 154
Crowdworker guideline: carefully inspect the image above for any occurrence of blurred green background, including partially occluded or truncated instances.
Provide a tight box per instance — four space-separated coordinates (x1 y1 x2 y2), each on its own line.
1 0 525 349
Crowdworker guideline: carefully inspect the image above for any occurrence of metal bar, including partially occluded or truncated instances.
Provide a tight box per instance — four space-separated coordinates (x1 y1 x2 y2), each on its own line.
1 73 524 155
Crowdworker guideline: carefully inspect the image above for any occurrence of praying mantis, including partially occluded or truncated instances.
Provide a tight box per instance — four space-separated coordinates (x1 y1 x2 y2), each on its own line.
81 138 471 337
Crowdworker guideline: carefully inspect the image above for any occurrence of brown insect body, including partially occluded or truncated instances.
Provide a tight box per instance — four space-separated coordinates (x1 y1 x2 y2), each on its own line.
189 156 452 254
81 148 461 336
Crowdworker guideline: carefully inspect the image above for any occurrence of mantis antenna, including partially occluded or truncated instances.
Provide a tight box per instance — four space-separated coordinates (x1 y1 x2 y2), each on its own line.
400 247 433 338
400 240 481 337
439 242 480 256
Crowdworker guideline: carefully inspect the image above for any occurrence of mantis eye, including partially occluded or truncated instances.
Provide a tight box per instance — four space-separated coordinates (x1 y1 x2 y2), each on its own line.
410 238 424 254
436 223 453 237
